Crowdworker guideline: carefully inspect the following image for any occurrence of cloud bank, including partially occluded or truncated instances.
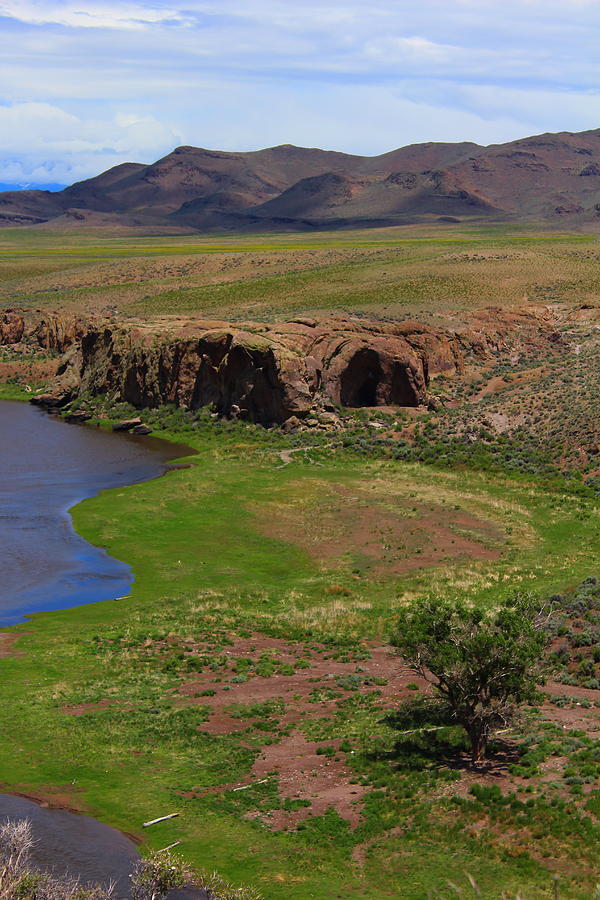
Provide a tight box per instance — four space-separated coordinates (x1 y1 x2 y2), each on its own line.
1 0 599 185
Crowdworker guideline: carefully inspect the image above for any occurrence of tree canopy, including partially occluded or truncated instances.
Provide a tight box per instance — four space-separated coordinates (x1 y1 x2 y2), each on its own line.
391 592 551 763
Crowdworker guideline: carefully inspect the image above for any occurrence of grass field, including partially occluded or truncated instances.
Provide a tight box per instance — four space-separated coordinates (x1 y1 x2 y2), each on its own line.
0 224 597 323
1 223 600 898
0 412 598 898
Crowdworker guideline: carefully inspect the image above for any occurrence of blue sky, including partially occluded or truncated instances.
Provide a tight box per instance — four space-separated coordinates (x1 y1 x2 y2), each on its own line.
1 0 600 186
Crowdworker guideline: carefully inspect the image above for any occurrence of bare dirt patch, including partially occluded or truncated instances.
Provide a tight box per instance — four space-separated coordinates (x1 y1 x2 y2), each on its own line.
0 357 56 385
541 681 600 733
473 366 548 401
252 733 367 829
175 633 428 829
253 484 504 576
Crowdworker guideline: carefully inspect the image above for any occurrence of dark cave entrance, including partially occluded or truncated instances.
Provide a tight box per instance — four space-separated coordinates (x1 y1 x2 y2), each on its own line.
390 362 419 406
340 349 383 407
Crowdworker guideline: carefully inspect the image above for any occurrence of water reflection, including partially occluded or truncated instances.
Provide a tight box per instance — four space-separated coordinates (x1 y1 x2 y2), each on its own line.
0 401 191 625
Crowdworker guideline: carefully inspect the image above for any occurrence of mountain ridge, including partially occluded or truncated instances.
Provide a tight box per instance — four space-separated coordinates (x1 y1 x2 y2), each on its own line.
2 128 600 230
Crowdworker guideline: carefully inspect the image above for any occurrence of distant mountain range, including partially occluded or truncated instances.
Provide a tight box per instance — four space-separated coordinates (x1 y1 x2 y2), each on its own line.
0 182 67 193
3 128 600 231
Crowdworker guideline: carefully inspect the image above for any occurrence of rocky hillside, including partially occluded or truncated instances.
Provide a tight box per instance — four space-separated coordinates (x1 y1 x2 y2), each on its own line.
3 129 600 230
1 307 563 425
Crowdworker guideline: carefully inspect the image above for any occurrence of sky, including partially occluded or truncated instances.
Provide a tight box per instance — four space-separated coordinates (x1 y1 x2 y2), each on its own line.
1 0 600 187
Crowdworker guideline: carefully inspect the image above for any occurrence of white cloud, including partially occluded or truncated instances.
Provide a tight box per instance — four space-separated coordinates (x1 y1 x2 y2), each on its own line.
363 35 460 63
0 1 188 30
1 0 600 184
0 102 182 184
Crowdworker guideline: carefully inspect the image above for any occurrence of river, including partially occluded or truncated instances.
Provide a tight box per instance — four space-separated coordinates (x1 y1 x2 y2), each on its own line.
0 400 202 896
0 400 190 626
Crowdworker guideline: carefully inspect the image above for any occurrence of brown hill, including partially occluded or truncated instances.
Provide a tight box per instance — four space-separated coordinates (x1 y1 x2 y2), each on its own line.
3 129 600 230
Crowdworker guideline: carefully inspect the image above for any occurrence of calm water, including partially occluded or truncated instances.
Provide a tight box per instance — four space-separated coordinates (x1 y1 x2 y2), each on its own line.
0 794 206 898
0 400 190 624
0 793 139 894
0 401 203 896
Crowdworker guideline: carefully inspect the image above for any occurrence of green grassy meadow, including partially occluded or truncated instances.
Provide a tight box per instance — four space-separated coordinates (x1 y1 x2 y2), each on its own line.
0 224 597 322
0 412 599 898
1 223 600 898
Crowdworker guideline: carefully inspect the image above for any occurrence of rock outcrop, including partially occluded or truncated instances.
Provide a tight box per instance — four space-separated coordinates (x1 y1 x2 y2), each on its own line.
0 310 25 344
66 315 465 423
0 310 97 352
32 314 92 353
4 307 564 425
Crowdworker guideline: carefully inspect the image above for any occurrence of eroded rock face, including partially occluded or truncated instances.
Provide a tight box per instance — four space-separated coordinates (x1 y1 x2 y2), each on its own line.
68 315 464 423
0 310 25 344
33 314 93 352
0 310 96 352
12 307 565 424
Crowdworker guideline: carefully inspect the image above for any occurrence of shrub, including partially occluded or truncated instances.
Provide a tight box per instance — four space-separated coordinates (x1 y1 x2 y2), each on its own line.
391 593 551 763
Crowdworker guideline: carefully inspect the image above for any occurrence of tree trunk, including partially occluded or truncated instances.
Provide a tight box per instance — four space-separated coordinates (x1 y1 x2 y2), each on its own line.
469 725 487 765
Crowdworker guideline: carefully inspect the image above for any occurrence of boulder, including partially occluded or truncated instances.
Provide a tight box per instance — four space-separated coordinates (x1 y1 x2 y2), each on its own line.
30 392 69 408
0 310 25 344
112 418 142 432
132 424 152 435
281 415 302 433
64 410 92 424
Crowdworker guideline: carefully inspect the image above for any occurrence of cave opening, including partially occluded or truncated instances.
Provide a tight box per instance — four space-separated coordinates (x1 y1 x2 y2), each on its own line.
340 348 383 407
390 362 419 406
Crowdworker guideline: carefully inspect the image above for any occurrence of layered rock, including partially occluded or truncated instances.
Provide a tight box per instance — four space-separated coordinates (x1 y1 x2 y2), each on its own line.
70 315 461 423
0 309 96 352
0 310 25 344
5 307 564 424
32 314 92 353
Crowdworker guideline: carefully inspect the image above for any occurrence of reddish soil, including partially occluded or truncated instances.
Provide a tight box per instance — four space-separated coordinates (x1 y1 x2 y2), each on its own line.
175 633 428 828
540 681 600 733
58 628 600 834
0 357 56 384
252 733 367 828
473 366 548 401
256 488 504 577
173 629 600 829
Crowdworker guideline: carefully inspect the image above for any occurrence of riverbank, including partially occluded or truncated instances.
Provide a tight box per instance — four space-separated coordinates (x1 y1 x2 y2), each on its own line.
0 399 194 625
0 402 599 898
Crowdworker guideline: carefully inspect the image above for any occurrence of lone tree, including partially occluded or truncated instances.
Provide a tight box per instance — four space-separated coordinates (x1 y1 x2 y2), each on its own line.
391 592 551 764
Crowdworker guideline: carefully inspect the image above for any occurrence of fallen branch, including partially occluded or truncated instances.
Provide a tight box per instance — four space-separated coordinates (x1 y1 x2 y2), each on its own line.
142 813 179 828
232 779 269 792
157 841 181 853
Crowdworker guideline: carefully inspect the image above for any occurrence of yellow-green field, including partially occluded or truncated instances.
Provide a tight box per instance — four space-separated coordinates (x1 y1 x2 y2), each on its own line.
0 224 597 324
